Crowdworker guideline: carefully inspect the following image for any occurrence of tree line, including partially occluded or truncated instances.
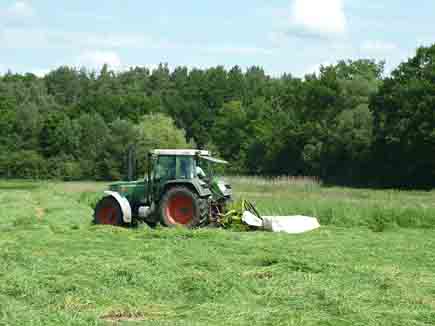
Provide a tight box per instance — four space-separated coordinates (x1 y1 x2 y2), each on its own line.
1 44 434 188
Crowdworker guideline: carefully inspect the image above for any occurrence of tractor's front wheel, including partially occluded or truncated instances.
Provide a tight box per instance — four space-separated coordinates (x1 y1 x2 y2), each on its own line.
160 187 209 228
93 196 124 226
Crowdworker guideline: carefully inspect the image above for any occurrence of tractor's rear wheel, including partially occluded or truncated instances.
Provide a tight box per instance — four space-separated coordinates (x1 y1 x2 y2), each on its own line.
160 187 209 228
94 196 124 226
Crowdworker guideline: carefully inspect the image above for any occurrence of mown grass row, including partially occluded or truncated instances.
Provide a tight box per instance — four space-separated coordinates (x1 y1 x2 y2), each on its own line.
3 222 435 326
1 180 435 325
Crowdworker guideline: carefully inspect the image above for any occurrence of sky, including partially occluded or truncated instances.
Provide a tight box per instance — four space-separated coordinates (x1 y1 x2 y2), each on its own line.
1 0 434 77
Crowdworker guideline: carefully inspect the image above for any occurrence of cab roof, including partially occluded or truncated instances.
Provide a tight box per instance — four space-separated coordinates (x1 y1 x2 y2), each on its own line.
150 149 210 156
150 149 228 164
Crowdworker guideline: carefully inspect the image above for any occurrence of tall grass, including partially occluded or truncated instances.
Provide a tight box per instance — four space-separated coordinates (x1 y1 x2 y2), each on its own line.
227 175 322 187
227 176 435 231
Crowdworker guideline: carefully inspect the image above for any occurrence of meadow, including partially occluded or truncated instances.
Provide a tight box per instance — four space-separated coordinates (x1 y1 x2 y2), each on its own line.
1 178 435 325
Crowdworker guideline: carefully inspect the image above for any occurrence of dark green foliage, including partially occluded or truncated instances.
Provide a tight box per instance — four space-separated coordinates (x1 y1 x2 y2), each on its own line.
371 45 435 188
0 45 434 187
0 150 47 179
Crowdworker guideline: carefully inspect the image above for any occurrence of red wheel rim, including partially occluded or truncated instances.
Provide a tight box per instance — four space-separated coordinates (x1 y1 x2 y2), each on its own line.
166 194 194 225
97 206 118 225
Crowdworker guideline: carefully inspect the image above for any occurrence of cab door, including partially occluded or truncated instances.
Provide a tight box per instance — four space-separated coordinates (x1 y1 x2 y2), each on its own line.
152 155 176 201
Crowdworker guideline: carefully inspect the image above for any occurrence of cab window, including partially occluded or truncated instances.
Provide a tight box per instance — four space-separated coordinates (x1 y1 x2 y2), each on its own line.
176 156 194 179
155 156 176 180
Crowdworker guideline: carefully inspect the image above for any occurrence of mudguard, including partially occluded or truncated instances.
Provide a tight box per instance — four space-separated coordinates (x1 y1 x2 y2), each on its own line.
103 191 132 223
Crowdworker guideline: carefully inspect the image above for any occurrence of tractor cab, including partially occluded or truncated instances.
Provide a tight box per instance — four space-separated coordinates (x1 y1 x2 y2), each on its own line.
94 149 232 228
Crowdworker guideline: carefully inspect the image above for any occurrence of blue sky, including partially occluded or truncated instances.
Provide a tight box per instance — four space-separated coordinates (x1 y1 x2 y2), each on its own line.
1 0 434 77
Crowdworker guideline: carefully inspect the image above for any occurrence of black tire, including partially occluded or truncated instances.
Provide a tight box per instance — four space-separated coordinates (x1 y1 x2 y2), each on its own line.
146 222 158 228
93 196 124 226
160 186 209 228
198 197 210 226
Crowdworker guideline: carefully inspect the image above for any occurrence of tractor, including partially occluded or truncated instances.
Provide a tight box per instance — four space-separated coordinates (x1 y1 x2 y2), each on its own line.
93 149 232 228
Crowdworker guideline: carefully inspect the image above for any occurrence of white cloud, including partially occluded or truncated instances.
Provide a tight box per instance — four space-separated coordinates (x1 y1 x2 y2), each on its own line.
0 27 176 51
304 61 332 76
0 27 48 49
361 40 398 53
268 31 289 47
68 33 151 49
31 68 51 77
416 38 435 47
0 26 274 61
64 12 113 22
9 1 34 17
76 51 122 70
287 0 347 39
1 1 34 22
199 44 274 56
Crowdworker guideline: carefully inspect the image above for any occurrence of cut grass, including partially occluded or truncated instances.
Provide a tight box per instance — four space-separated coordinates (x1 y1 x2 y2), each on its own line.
1 179 435 325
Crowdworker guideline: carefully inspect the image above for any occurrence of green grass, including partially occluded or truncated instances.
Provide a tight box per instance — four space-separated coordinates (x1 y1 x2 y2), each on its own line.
1 179 435 325
231 177 435 231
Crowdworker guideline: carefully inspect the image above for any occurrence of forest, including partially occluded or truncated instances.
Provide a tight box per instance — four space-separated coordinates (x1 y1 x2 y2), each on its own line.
0 44 434 188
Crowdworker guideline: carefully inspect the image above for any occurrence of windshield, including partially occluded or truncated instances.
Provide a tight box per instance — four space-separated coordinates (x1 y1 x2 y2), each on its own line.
154 155 195 180
197 158 212 179
197 158 225 180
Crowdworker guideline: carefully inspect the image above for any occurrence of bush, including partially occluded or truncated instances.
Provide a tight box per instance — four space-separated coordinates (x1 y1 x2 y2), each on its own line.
135 113 194 175
0 150 47 179
62 161 83 181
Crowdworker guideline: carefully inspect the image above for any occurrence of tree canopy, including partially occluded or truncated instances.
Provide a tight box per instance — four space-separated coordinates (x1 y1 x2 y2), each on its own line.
0 45 434 188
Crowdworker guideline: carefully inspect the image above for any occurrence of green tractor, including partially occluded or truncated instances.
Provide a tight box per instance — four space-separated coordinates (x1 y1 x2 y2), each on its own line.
93 149 232 228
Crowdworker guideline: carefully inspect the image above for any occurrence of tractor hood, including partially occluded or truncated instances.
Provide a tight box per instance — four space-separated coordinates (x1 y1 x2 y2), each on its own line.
210 177 232 199
109 180 147 202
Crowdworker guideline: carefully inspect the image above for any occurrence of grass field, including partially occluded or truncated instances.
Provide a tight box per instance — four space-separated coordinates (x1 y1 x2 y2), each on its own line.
1 179 435 325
